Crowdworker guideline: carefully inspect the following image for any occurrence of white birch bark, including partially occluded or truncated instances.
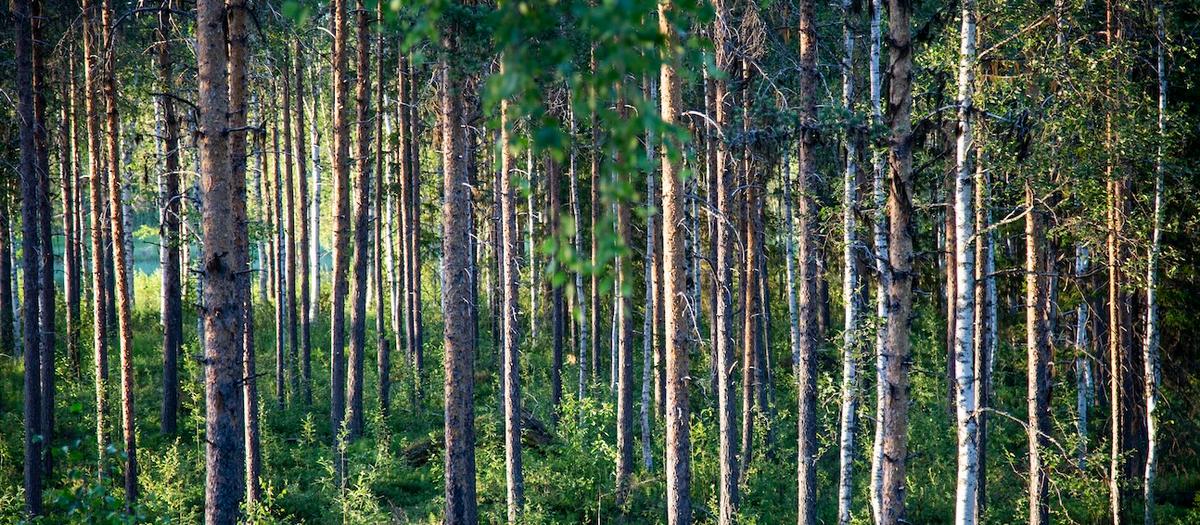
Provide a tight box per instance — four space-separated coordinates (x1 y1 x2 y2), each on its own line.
1144 6 1166 523
527 146 538 344
1074 244 1090 470
952 0 980 522
868 0 889 519
836 2 861 522
569 104 589 401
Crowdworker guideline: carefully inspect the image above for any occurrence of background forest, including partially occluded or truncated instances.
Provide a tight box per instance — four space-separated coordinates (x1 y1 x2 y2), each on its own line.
3 0 1200 523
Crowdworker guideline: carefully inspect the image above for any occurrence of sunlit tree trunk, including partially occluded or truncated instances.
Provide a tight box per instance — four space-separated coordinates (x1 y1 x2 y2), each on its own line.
373 7 390 418
197 0 247 518
952 1 979 521
659 3 692 520
80 0 110 479
1026 178 1050 525
569 106 589 402
973 146 996 520
835 2 862 521
614 83 635 510
713 1 739 519
867 0 888 516
1143 6 1166 523
61 45 80 383
441 10 478 521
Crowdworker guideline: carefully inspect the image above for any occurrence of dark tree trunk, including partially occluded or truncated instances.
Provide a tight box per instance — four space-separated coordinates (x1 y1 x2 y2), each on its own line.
156 0 183 436
347 0 372 439
330 0 352 484
293 40 313 407
13 0 43 513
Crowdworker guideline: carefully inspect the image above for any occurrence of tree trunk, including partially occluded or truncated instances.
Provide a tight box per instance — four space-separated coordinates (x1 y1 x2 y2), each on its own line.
1106 2 1128 521
14 0 43 512
881 0 915 522
0 196 12 360
797 1 821 522
499 87 525 524
347 0 372 439
330 0 352 483
283 53 300 405
713 1 739 519
1143 6 1166 523
197 0 247 518
549 154 565 422
225 0 257 507
659 4 692 520
97 0 137 507
61 48 80 383
408 57 425 403
952 1 980 522
1026 179 1050 525
614 83 635 510
31 0 55 482
569 106 589 402
867 0 889 517
973 146 996 520
310 63 323 348
835 2 862 522
156 1 183 435
272 100 287 413
589 52 601 386
641 74 658 471
373 7 390 418
440 13 478 521
294 39 314 408
80 0 110 479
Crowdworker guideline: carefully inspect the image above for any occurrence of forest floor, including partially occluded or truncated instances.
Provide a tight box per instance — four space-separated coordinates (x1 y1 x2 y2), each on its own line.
1 272 1199 523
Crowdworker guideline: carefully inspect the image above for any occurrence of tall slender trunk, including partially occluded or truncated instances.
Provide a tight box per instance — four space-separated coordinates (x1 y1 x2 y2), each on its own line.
835 2 862 522
310 64 323 340
330 0 352 483
283 54 300 404
1026 179 1050 525
80 0 110 478
614 84 635 510
97 0 137 507
550 156 565 422
1106 1 1128 521
347 0 372 439
272 100 287 413
156 1 183 435
61 47 80 383
29 0 54 482
373 8 390 418
739 87 761 481
797 1 821 522
197 0 247 518
641 74 658 470
659 4 692 520
0 196 13 359
973 146 995 519
14 0 43 512
1073 244 1090 471
498 88 524 524
440 15 478 521
881 0 915 522
225 0 257 507
713 1 739 519
396 53 415 403
589 51 601 386
1143 6 1166 523
569 106 589 402
952 1 980 522
294 40 314 408
867 0 888 516
407 57 425 402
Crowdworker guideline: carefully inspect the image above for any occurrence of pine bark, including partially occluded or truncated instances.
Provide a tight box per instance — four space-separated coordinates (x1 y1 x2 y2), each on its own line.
330 0 352 482
373 9 390 418
441 14 478 521
61 45 80 383
80 0 110 477
797 0 821 522
499 89 525 524
1026 179 1050 525
880 0 915 522
31 0 55 481
713 0 739 519
347 0 372 439
660 3 692 520
197 0 247 518
294 40 314 408
615 84 635 510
